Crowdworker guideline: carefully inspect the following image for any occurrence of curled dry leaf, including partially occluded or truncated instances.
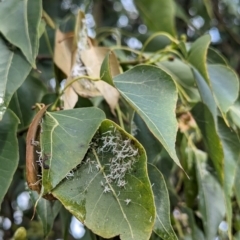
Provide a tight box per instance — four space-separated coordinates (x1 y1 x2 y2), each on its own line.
26 104 56 201
63 83 78 110
53 15 120 111
26 104 49 193
54 29 73 76
81 47 120 113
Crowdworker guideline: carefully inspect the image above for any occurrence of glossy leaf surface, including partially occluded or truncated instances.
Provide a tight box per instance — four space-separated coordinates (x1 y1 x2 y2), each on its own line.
41 108 105 193
0 0 42 67
192 103 224 183
0 37 31 120
188 35 211 85
113 65 182 169
208 64 239 116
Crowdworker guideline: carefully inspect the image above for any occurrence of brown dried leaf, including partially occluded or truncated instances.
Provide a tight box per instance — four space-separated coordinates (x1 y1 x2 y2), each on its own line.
26 104 49 193
81 47 120 78
80 47 120 112
63 78 79 110
95 80 120 114
54 29 74 76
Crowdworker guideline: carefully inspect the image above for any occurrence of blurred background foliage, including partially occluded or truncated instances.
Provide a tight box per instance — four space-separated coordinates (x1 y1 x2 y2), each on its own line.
1 0 240 239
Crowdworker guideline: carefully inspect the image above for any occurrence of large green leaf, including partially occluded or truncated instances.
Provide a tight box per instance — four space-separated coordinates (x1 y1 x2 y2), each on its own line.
188 35 211 85
30 192 62 237
113 65 182 169
52 120 155 240
9 74 46 130
192 103 224 183
0 0 42 67
148 163 177 240
194 148 225 240
135 0 176 36
0 37 31 120
208 64 239 116
40 108 105 193
0 109 19 207
218 118 240 238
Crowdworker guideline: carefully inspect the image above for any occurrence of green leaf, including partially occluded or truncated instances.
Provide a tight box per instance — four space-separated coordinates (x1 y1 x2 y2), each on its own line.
207 47 228 65
188 35 211 85
0 109 19 207
0 0 42 67
60 208 72 239
192 103 224 183
9 74 47 130
218 118 240 197
0 37 31 120
192 68 217 122
113 65 183 170
208 64 239 117
135 0 176 36
194 148 225 240
173 2 189 24
40 108 105 193
100 52 114 86
159 59 200 103
100 51 119 87
30 192 62 237
52 120 155 240
160 59 195 88
203 0 214 18
229 97 240 128
218 118 240 238
138 34 171 52
134 114 162 163
180 137 198 208
148 163 177 240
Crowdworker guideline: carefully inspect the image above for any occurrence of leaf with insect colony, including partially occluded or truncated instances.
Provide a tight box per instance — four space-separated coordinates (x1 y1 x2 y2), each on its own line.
52 119 156 240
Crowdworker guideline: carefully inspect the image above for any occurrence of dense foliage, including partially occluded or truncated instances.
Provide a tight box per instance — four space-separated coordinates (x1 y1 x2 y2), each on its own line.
1 0 240 240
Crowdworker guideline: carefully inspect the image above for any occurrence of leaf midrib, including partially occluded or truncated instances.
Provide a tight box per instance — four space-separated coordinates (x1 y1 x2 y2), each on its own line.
93 148 134 239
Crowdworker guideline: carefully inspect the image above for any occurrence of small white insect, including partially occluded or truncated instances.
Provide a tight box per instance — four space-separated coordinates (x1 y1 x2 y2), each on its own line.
66 170 74 179
31 139 39 146
124 199 131 205
103 185 111 193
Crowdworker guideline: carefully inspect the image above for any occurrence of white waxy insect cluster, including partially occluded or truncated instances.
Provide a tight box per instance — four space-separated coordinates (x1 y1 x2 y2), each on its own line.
96 126 139 193
65 126 139 205
70 18 98 94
